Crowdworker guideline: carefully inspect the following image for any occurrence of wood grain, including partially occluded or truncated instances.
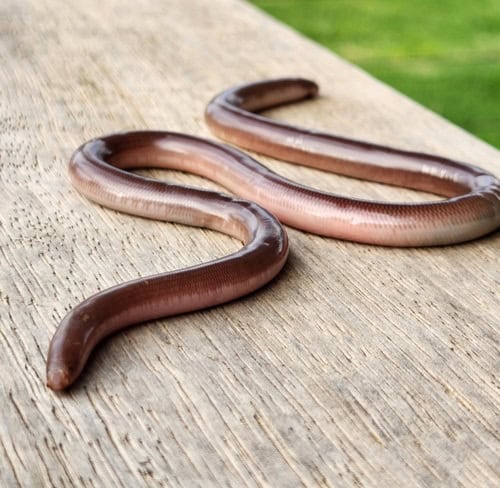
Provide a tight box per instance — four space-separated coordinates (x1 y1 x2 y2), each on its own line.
1 0 499 486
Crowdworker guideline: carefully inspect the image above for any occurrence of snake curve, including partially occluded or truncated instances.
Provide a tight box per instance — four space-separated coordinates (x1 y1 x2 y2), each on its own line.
205 77 500 247
46 132 289 390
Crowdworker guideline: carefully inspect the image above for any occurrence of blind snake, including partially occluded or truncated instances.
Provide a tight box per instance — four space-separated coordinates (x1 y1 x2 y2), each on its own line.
47 78 500 390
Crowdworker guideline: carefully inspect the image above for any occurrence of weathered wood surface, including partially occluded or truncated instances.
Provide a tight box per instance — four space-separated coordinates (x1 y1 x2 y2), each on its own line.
1 0 499 486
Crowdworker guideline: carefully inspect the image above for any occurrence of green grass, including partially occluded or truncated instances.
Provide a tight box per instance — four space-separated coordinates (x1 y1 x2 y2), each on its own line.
250 0 500 148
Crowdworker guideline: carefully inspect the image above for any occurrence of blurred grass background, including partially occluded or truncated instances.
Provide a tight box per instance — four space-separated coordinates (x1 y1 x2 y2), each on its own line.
250 0 500 148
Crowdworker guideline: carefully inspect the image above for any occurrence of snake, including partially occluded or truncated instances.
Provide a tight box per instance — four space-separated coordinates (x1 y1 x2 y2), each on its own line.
47 78 500 390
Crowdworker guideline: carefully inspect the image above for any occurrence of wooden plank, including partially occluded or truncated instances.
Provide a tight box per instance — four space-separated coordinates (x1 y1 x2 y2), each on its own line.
1 0 499 486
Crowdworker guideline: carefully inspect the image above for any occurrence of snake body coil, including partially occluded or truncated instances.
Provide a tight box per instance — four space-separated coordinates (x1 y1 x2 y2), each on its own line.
46 132 289 390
